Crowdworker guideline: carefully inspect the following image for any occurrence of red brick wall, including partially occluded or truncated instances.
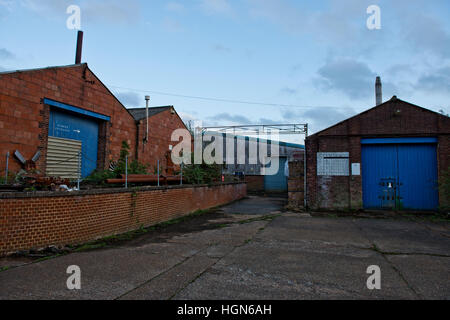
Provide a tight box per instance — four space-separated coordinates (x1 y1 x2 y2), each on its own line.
136 109 189 174
0 183 247 257
0 64 137 175
306 98 450 210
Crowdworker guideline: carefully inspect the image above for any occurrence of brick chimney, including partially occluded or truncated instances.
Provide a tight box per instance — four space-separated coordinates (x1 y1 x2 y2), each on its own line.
375 76 382 106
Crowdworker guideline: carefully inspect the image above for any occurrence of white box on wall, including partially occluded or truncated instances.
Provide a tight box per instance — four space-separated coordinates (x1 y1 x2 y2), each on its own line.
351 163 361 176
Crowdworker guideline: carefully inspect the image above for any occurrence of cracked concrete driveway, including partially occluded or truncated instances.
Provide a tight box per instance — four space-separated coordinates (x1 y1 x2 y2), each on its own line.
0 196 449 300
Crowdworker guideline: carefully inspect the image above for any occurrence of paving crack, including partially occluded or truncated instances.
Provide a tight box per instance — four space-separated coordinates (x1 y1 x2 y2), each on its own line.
350 220 422 299
114 252 198 300
169 219 274 300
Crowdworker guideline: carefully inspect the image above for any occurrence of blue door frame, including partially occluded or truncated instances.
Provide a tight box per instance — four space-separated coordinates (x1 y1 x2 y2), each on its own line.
47 99 106 178
362 138 438 210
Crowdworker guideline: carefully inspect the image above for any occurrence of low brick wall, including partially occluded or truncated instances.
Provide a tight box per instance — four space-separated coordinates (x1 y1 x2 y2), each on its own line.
0 183 247 256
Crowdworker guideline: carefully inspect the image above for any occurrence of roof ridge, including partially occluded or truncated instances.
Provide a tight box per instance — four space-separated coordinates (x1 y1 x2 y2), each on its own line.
0 63 87 75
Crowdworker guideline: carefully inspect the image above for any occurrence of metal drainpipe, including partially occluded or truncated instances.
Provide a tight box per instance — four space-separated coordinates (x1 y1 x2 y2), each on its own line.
304 124 308 209
180 163 183 185
157 160 160 187
125 155 128 189
145 96 150 143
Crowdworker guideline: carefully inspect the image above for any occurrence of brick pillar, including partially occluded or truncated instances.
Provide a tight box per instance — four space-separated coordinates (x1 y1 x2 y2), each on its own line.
287 159 305 210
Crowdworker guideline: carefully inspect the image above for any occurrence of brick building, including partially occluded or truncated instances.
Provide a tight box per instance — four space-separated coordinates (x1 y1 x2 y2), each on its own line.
306 96 450 211
128 106 187 173
0 63 188 178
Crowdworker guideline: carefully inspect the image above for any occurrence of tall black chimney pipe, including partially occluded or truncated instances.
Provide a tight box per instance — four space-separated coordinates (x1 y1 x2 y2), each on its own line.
75 30 83 64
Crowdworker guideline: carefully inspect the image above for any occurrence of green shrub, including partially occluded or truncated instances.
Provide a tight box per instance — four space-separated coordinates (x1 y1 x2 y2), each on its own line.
129 159 148 175
113 141 148 175
182 155 222 185
85 170 116 185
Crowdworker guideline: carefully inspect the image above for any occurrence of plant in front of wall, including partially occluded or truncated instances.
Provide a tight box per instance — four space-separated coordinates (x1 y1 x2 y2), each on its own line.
114 141 148 175
85 169 116 185
114 141 131 175
129 159 147 175
182 154 221 185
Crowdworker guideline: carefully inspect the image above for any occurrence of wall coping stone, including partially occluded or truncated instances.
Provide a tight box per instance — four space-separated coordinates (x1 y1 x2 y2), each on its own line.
0 182 246 199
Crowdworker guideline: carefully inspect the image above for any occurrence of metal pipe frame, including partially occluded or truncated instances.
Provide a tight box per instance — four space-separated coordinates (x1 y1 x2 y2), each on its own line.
200 123 309 208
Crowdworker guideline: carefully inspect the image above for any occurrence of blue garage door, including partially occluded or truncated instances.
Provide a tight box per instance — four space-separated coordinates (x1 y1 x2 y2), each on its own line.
49 109 99 178
264 157 288 192
362 138 438 210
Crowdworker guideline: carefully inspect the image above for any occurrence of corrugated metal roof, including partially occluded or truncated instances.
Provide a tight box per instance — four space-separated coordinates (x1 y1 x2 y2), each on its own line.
127 106 173 121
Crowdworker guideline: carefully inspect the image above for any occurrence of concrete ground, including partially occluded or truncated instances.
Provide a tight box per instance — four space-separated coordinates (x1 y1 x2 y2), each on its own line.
0 196 449 300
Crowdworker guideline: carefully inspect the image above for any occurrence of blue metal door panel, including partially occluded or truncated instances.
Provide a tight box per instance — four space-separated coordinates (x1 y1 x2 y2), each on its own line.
264 157 287 192
362 145 398 209
49 109 99 178
362 142 438 210
397 144 438 210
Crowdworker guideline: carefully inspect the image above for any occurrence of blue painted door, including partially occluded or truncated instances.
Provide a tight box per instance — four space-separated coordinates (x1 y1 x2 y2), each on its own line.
397 144 438 210
264 157 288 192
49 109 99 178
362 144 398 209
362 143 438 210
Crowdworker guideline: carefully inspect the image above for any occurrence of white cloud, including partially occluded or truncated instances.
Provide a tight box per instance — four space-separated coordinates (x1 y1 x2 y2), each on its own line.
200 0 232 15
212 44 231 53
19 0 141 25
162 17 184 33
166 2 185 13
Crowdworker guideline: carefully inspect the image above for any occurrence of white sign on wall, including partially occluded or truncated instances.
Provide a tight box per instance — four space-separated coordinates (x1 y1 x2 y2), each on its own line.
352 163 361 176
317 152 349 176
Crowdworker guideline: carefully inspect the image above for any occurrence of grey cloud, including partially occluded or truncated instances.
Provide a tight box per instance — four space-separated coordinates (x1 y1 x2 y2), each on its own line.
406 15 450 59
209 113 252 124
212 44 231 53
280 87 297 95
258 118 281 125
388 0 450 60
246 0 368 43
315 58 376 99
208 113 284 125
288 64 302 77
282 107 356 134
415 66 450 93
0 48 15 60
116 91 142 108
162 18 184 33
386 64 416 77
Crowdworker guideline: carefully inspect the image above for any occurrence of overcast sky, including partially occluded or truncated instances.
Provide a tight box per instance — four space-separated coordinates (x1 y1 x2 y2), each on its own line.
1 0 449 143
